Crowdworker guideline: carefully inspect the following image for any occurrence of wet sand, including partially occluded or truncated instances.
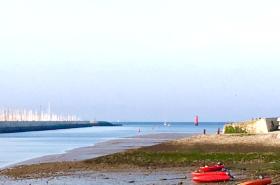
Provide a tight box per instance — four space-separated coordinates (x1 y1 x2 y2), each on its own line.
1 133 196 185
15 133 193 166
0 169 191 185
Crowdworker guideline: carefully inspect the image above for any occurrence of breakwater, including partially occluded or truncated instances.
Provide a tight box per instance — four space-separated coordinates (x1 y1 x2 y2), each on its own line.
0 121 93 133
0 121 123 133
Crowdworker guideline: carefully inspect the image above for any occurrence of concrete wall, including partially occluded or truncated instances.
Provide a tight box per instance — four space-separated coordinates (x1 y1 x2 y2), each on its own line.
265 118 279 131
255 119 270 133
0 121 91 128
224 118 279 134
0 121 93 133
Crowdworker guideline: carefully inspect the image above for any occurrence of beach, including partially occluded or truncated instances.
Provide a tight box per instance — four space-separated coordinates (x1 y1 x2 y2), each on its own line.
0 169 190 185
0 133 193 184
2 132 280 184
1 0 278 183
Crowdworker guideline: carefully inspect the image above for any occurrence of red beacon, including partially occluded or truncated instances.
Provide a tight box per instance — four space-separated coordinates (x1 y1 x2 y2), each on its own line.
194 115 199 126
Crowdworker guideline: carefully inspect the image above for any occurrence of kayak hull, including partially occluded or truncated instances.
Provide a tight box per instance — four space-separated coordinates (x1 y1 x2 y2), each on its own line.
192 171 228 177
238 178 272 185
199 165 225 172
193 175 230 183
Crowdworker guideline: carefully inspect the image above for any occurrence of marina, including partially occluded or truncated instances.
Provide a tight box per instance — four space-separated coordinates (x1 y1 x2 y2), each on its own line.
0 108 91 133
0 108 122 133
0 107 80 122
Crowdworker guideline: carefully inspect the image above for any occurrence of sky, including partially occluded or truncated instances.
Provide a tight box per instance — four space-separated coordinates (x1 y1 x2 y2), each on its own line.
0 0 280 122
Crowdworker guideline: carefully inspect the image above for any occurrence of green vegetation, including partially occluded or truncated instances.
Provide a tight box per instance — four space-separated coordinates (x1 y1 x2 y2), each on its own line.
5 150 280 179
224 125 247 134
84 150 280 176
87 151 278 166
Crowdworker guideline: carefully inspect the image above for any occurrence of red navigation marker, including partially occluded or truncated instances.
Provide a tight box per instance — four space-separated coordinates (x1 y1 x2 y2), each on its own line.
194 115 199 126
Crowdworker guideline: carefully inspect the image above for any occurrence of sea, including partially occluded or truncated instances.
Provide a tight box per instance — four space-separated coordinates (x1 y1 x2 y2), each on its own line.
0 122 225 168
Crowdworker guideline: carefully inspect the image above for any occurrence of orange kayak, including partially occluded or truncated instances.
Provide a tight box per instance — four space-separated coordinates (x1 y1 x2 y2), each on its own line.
238 178 272 185
199 164 225 172
192 171 228 177
192 174 230 183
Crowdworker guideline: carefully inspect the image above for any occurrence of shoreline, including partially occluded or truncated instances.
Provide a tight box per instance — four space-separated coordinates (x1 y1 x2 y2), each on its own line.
12 132 193 167
0 132 280 185
3 133 280 184
0 122 224 169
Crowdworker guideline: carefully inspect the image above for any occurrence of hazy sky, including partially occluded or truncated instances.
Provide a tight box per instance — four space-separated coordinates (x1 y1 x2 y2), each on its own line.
0 0 280 121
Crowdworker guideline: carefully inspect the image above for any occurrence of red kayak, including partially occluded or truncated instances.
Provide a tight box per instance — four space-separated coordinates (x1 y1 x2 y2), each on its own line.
193 174 231 183
199 164 225 172
192 171 228 177
238 178 272 185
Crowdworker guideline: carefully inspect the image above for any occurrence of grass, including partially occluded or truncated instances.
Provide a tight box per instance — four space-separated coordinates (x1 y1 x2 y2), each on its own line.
85 151 280 171
224 125 247 134
4 151 280 179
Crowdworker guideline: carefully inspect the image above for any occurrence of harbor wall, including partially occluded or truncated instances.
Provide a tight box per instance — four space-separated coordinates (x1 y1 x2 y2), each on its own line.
0 121 93 133
223 118 279 134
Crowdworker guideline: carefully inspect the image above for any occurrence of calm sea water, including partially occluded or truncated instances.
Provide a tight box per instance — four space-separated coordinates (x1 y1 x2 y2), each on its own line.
0 122 224 168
